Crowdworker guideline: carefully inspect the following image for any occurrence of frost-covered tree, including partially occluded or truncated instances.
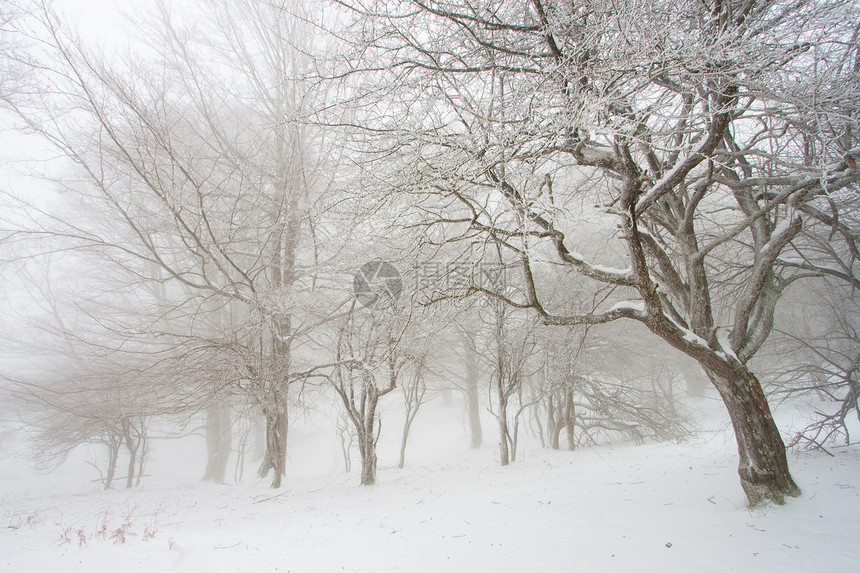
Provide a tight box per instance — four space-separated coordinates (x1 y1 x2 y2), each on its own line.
334 0 860 505
330 304 412 486
1 0 336 487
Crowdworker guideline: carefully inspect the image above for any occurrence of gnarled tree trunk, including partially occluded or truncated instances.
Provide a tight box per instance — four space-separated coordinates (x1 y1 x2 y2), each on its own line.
706 363 800 505
258 393 288 488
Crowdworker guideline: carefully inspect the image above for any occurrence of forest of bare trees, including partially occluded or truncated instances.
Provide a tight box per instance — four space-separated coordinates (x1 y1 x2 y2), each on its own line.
1 0 859 509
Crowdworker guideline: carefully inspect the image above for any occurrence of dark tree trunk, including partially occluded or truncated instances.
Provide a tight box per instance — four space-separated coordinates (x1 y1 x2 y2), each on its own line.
706 365 800 506
644 313 801 506
621 176 800 506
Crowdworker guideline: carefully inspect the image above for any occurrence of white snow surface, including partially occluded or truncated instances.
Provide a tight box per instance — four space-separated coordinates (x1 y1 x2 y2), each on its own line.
1 400 858 573
609 300 645 313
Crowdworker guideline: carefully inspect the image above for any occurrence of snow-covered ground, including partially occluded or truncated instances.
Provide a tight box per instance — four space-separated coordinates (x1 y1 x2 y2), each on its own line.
2 396 858 573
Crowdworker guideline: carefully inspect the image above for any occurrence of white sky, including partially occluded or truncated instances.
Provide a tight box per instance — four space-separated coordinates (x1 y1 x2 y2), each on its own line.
0 0 149 170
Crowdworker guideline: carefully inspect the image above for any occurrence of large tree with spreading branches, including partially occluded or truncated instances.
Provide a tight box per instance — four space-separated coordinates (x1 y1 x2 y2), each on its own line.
333 0 860 505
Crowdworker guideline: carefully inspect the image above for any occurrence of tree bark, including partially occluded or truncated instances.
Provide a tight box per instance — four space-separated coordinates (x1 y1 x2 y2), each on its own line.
466 371 483 450
705 364 800 506
359 394 380 485
510 414 519 463
337 414 353 473
104 437 120 490
497 394 510 466
563 386 576 451
258 212 297 488
398 412 415 469
547 393 561 450
258 407 288 488
332 353 394 486
122 419 139 489
135 431 147 487
463 332 483 448
359 432 378 485
493 305 511 466
398 423 409 469
204 404 232 483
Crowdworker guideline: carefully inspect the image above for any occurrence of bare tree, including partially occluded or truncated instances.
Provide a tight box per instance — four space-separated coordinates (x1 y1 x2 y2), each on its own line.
330 308 405 485
397 355 427 469
484 301 537 466
2 0 337 488
460 326 483 449
336 409 355 473
768 281 860 449
334 0 860 506
0 256 187 489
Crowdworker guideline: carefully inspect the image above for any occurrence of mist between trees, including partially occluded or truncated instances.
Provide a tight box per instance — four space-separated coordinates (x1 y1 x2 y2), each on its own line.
0 0 859 508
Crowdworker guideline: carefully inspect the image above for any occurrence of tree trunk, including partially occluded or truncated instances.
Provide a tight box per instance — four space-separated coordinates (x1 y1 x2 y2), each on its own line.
123 420 138 490
510 416 519 463
360 431 378 485
550 423 562 450
104 438 120 490
259 213 296 488
359 395 380 485
463 334 483 448
493 310 510 466
547 393 563 450
135 431 147 487
398 417 412 469
397 428 407 469
563 386 576 451
533 407 546 448
252 414 266 461
258 393 288 488
337 414 353 473
125 449 136 489
466 378 483 449
705 364 800 506
204 404 233 483
497 395 510 466
341 440 352 473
